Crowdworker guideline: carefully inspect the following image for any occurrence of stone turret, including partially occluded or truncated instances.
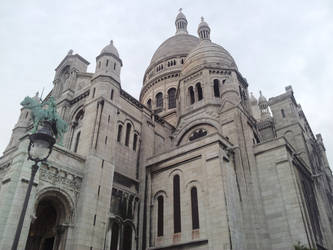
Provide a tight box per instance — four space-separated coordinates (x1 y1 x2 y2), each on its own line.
94 40 122 84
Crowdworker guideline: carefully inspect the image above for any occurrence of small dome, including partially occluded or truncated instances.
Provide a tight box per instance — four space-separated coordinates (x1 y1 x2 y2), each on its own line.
182 40 238 75
100 40 119 58
176 8 186 21
198 17 210 31
258 91 267 104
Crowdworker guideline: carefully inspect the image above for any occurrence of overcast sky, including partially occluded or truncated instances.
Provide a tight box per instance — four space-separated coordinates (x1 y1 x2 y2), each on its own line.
0 0 332 167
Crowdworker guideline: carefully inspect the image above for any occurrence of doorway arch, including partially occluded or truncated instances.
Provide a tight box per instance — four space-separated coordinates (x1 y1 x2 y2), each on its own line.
25 189 73 250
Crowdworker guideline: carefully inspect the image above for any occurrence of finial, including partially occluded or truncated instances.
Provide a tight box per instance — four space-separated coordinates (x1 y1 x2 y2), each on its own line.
259 90 262 96
35 91 39 97
201 16 204 22
179 8 183 12
110 40 113 45
68 49 73 55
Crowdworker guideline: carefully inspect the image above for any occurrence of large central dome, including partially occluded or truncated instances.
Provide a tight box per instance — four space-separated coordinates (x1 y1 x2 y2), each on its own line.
150 34 199 65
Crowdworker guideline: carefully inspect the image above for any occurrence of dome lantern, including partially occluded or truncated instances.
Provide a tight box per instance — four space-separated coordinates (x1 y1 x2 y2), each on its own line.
198 17 211 41
175 8 188 35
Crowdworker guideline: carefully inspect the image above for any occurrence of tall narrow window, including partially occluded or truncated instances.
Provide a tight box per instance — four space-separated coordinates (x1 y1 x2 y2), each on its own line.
92 88 96 98
213 79 220 97
189 87 195 104
147 99 152 109
110 223 119 250
281 109 285 118
111 89 114 100
98 61 101 68
196 83 203 101
173 175 181 233
114 62 116 70
125 123 131 146
168 88 176 109
117 124 123 143
191 187 200 229
123 224 132 250
74 131 81 153
106 59 109 66
157 196 164 236
133 134 138 151
156 92 163 109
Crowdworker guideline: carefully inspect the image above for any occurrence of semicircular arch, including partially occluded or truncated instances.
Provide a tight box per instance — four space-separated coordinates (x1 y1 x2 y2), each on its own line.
176 118 220 146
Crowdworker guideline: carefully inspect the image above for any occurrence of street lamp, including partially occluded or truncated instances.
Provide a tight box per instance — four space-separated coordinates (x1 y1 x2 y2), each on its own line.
11 122 56 250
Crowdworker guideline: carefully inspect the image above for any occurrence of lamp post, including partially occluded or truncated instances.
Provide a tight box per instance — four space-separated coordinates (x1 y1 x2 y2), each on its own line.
11 122 56 250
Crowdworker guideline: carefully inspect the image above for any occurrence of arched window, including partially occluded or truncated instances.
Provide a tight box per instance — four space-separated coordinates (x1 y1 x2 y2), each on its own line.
156 93 163 109
98 61 101 68
147 99 152 109
74 131 81 153
191 187 200 230
110 89 114 100
106 59 109 66
133 134 138 151
157 196 164 236
110 223 119 250
168 88 176 109
196 83 203 101
125 123 131 146
281 109 285 118
173 175 181 233
189 86 195 104
213 79 220 97
117 124 123 143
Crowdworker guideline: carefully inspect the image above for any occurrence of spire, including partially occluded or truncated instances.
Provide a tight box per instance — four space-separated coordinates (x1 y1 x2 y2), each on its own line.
198 17 211 40
175 8 188 35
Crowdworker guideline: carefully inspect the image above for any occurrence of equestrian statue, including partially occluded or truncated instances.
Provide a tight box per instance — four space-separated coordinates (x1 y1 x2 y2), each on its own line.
20 94 68 145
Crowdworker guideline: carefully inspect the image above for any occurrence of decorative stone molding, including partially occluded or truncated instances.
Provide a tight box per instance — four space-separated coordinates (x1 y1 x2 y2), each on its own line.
39 165 82 192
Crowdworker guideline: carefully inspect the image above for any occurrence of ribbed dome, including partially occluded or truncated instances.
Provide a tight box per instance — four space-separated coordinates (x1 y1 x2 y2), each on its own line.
100 40 119 57
182 40 238 75
150 34 199 66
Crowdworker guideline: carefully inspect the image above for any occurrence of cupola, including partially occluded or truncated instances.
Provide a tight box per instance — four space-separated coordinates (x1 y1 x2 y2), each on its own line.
175 8 188 35
95 40 123 83
198 17 211 41
258 91 271 120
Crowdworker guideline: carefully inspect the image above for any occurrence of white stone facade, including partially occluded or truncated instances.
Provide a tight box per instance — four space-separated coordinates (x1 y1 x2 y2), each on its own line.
0 10 333 250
